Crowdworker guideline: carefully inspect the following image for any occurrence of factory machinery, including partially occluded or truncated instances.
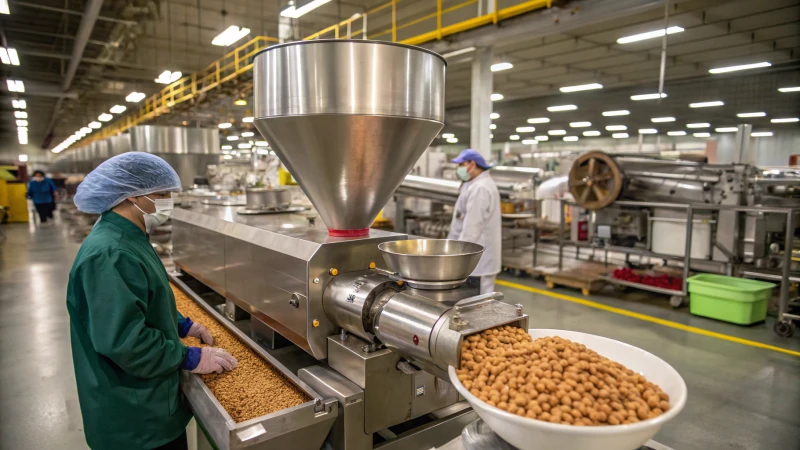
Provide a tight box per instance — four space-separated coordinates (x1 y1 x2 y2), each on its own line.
170 40 529 450
564 151 800 335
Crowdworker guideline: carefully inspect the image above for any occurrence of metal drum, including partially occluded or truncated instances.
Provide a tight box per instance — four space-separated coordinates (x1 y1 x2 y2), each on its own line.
244 187 291 210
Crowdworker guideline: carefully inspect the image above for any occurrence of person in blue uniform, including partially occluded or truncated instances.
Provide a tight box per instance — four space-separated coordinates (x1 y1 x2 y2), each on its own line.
67 152 238 450
27 170 58 223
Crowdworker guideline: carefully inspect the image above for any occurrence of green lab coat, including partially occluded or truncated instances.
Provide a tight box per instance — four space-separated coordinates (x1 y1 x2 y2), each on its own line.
66 211 193 449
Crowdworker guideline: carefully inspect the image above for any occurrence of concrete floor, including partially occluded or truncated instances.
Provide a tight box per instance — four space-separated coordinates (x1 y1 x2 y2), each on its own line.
1 219 799 450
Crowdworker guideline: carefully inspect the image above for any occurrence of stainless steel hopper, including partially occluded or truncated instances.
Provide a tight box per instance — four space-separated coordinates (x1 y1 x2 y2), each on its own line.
252 39 446 236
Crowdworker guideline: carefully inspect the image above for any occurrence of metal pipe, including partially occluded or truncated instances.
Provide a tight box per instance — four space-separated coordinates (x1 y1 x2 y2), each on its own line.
558 199 565 270
779 211 794 322
623 170 720 183
13 1 138 25
681 206 693 297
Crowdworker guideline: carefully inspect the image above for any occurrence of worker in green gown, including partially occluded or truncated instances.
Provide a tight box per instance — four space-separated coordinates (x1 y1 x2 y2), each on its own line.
67 152 238 450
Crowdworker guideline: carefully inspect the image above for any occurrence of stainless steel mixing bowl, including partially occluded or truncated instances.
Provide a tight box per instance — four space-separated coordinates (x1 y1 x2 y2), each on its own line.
377 239 484 282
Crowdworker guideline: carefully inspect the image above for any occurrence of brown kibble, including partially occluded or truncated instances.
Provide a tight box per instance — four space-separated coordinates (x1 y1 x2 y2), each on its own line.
608 415 621 425
659 401 670 411
539 412 551 421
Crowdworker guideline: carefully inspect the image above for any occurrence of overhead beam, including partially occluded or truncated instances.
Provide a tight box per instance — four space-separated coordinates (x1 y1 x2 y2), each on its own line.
16 48 187 72
3 27 108 46
12 1 138 26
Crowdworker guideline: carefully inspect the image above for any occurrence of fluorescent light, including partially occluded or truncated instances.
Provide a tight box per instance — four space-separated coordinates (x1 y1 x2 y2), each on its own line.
606 125 627 131
223 155 233 160
751 132 773 137
639 128 657 134
1 48 9 64
227 136 239 141
126 92 146 102
442 133 455 139
211 25 251 46
693 132 711 138
737 112 766 118
709 62 770 74
81 127 91 133
560 83 603 93
612 133 629 138
238 143 252 149
18 133 27 145
221 145 233 150
771 118 799 123
489 134 494 139
257 149 270 155
491 93 504 101
714 127 737 132
509 135 520 140
535 136 549 141
631 93 666 101
441 47 475 59
583 131 601 137
570 121 591 128
6 79 24 92
548 129 566 135
490 113 500 119
255 141 269 146
521 139 537 145
16 126 26 132
218 123 232 129
778 86 800 93
14 111 26 119
668 131 686 136
617 26 684 44
281 0 332 18
563 136 579 142
89 121 102 129
110 105 127 114
686 123 710 128
516 126 535 133
446 137 458 143
690 101 724 108
15 119 27 127
242 116 254 123
602 110 629 116
0 47 19 65
527 117 550 124
651 117 675 123
19 154 27 162
0 0 8 14
241 131 255 137
155 70 182 84
489 124 497 130
12 99 26 109
547 104 577 112
491 62 513 72
98 113 113 122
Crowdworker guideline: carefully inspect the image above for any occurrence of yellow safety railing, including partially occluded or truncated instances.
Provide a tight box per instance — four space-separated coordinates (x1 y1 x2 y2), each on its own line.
69 0 552 150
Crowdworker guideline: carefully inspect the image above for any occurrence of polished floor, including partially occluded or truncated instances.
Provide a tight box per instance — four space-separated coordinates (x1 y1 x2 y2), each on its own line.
1 218 798 450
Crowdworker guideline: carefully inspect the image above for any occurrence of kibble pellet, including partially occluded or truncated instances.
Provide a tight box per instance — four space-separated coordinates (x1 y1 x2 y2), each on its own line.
171 284 309 422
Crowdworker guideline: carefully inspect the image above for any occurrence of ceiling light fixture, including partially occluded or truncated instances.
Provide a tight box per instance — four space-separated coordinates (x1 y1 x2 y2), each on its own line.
0 0 9 14
651 117 675 123
686 123 710 128
509 135 520 140
715 127 738 132
737 112 766 118
709 62 771 74
441 47 476 59
489 124 496 130
238 143 252 149
6 79 24 92
617 26 684 44
535 136 549 141
98 113 113 122
547 104 577 112
221 145 233 150
89 121 102 129
281 0 332 18
631 93 666 101
490 112 500 119
563 136 579 141
606 125 627 131
516 126 535 133
0 47 19 65
602 110 630 116
19 154 27 162
81 127 91 133
441 133 455 139
227 136 239 141
612 133 629 139
583 131 601 137
771 118 799 123
491 93 504 101
751 132 773 137
559 83 603 93
255 141 269 146
693 132 711 138
668 131 686 136
234 98 247 106
778 86 800 93
570 121 591 128
212 25 251 46
548 129 566 135
218 123 232 129
12 99 25 109
639 128 657 134
446 137 459 143
489 134 494 139
527 117 550 124
14 111 26 119
154 70 182 84
241 131 255 137
491 62 513 72
242 116 254 123
690 101 724 108
110 105 127 114
521 139 537 145
15 119 27 127
126 92 146 102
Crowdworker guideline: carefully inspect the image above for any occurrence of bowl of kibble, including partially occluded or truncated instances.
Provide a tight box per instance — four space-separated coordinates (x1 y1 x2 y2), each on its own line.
449 327 687 450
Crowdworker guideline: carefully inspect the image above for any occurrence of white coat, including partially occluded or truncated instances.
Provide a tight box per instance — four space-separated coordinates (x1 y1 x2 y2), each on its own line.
447 171 502 277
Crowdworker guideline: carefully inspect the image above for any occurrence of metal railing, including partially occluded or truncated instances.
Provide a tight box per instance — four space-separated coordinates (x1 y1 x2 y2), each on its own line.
70 0 551 150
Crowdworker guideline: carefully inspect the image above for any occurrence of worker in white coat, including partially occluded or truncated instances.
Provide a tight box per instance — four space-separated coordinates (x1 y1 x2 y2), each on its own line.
447 149 502 294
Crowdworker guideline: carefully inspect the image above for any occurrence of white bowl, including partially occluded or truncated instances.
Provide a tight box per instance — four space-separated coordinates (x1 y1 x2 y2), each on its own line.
449 329 687 450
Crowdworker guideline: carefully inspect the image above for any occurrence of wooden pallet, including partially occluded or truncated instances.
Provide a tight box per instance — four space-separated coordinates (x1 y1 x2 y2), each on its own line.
544 270 607 296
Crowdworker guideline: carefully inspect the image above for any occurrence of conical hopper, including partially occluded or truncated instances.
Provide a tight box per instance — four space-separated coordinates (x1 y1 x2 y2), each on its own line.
252 40 446 236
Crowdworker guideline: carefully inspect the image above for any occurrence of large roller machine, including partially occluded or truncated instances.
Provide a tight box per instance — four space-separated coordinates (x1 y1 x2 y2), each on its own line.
171 40 527 450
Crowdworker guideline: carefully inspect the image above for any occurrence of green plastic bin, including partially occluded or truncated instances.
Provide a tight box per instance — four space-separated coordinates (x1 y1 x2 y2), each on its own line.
687 274 775 325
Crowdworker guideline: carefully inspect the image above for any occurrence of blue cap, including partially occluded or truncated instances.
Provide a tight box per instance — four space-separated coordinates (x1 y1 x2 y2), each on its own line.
451 149 492 170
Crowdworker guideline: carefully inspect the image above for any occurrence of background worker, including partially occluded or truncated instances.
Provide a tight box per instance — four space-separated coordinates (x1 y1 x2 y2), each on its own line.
27 170 59 223
447 149 502 294
68 152 237 450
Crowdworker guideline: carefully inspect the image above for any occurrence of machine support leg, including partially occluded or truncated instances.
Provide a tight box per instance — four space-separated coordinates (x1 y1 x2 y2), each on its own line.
779 211 794 322
681 207 694 297
558 200 565 271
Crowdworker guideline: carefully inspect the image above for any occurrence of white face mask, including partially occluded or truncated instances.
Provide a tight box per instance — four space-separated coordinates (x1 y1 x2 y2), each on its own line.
132 195 174 233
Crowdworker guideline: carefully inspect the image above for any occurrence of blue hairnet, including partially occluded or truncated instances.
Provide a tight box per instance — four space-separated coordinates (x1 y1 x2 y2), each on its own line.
74 152 182 214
